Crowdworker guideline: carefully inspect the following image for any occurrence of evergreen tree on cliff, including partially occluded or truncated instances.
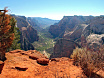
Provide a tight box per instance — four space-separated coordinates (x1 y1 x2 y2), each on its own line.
0 8 14 61
7 18 21 51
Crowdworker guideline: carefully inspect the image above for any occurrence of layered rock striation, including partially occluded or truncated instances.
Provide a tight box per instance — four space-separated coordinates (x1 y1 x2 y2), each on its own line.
12 15 39 50
50 39 80 58
50 16 104 58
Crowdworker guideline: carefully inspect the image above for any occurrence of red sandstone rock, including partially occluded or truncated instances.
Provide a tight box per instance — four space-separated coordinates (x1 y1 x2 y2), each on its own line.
0 49 102 78
37 58 49 65
15 66 28 71
0 61 4 74
29 55 39 60
20 51 31 55
50 39 80 58
28 50 48 60
51 58 60 62
9 49 23 53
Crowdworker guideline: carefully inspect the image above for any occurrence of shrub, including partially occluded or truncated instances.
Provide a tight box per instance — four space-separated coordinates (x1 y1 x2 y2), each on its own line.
71 46 104 77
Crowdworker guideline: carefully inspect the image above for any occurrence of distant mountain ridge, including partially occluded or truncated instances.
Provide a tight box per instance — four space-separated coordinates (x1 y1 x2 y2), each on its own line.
28 17 59 28
11 14 60 30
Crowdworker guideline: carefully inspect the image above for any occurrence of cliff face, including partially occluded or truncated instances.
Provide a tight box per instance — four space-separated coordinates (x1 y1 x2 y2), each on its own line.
50 16 94 58
27 17 42 31
20 26 39 51
22 26 39 43
13 15 39 51
49 16 94 38
50 16 104 58
82 16 104 48
14 16 28 30
50 39 80 58
83 16 104 38
64 24 88 40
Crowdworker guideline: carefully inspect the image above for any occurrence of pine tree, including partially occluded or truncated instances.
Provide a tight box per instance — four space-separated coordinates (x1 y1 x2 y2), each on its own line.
7 17 21 51
0 8 14 61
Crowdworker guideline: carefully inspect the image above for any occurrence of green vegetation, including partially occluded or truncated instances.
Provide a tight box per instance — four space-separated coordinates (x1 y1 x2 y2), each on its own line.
32 29 55 57
7 18 21 51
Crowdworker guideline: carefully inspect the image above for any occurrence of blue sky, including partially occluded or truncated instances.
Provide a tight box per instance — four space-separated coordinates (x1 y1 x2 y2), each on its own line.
0 0 104 20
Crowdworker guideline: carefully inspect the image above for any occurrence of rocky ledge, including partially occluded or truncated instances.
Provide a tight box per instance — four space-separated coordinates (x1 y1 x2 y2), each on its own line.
0 49 103 78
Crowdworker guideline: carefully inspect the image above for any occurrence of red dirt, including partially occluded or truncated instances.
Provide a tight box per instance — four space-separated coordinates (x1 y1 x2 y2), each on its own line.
0 49 98 78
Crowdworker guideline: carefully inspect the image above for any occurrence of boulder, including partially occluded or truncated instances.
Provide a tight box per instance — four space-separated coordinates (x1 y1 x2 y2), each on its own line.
0 61 4 74
29 55 39 60
37 58 49 65
51 58 60 62
15 66 28 71
28 50 48 60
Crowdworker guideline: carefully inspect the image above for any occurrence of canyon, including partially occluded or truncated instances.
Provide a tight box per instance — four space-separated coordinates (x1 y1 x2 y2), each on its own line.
49 16 104 58
0 15 103 78
11 15 104 59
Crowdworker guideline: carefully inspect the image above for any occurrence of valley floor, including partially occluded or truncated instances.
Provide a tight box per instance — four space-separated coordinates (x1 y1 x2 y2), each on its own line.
32 30 55 57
